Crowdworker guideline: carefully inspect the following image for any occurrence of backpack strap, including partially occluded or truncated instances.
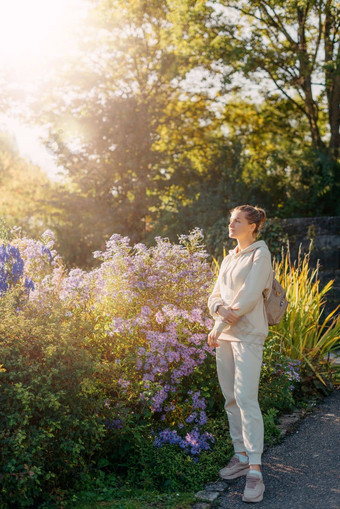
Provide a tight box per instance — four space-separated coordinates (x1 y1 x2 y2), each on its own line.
251 247 274 301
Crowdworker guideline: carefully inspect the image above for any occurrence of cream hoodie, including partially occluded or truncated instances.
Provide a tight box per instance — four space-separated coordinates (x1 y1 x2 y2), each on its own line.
208 240 273 345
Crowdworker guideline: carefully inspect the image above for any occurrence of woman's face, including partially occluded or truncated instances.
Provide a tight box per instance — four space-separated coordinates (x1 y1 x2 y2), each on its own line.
228 210 256 240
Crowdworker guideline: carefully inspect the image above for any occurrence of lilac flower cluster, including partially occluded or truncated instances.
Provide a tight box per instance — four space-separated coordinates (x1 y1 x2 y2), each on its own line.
104 418 123 430
13 234 60 274
16 234 97 310
92 232 212 307
183 391 209 427
92 231 215 455
285 360 301 382
58 268 94 304
276 359 301 390
138 325 212 389
153 427 214 458
153 390 212 459
0 244 34 296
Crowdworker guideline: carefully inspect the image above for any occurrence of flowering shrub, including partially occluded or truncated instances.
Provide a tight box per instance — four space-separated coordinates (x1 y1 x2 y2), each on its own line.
84 229 217 465
0 228 223 505
153 390 215 460
0 289 107 507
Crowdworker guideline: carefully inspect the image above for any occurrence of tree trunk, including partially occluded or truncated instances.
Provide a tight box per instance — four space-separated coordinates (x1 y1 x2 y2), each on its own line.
324 2 340 157
297 6 325 150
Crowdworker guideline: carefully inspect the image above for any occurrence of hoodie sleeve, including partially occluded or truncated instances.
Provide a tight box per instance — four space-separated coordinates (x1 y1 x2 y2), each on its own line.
230 251 273 317
207 257 228 318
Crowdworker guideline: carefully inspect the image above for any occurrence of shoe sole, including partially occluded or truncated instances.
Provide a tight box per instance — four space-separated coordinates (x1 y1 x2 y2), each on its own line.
242 485 265 503
219 465 250 480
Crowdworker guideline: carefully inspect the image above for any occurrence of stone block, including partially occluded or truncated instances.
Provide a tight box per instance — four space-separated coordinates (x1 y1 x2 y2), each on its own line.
195 490 221 502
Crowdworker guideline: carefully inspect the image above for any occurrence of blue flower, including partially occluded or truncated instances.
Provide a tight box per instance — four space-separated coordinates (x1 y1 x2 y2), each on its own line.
24 277 35 294
0 243 34 297
153 425 215 458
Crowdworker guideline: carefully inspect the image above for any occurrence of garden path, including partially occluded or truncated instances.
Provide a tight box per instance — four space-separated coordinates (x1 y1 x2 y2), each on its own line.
216 387 340 508
195 387 340 509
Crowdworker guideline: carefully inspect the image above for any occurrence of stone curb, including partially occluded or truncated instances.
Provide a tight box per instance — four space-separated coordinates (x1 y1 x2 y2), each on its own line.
192 404 314 508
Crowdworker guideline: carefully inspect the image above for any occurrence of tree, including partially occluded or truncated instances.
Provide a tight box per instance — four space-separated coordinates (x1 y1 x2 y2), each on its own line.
31 0 222 247
214 0 340 157
0 132 58 238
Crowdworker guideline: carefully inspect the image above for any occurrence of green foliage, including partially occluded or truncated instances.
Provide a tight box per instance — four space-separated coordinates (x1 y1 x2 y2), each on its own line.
0 216 13 242
259 338 297 414
0 287 106 507
0 133 57 243
278 148 340 217
297 358 336 399
263 409 281 447
71 486 195 509
260 218 289 260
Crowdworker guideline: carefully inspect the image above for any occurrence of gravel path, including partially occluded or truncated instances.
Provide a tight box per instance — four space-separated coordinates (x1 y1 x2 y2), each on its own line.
215 388 340 509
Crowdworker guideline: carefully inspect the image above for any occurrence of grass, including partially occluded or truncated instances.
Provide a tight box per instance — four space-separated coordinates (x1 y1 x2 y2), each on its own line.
71 490 195 509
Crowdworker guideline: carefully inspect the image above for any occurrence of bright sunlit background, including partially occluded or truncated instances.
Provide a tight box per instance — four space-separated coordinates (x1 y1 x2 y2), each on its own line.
0 0 85 68
0 0 89 180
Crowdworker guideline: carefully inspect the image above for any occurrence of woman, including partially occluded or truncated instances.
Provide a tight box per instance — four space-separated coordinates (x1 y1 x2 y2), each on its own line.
208 204 273 503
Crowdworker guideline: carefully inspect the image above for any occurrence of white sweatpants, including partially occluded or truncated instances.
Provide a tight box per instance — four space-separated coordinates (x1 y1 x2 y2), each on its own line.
216 340 264 465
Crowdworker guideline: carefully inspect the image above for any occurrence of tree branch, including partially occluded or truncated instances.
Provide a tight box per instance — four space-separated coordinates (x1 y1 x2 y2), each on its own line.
263 66 308 117
261 1 297 46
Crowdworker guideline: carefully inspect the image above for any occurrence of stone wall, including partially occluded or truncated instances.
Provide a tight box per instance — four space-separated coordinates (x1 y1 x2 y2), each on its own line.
281 216 340 314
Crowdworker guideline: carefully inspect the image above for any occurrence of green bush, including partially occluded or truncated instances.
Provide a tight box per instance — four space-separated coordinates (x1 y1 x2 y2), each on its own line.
259 338 297 414
0 288 106 507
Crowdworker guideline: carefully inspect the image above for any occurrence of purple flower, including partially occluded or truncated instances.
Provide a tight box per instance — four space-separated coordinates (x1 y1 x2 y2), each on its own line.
0 244 31 296
118 378 130 389
155 311 165 324
185 412 197 424
24 277 35 294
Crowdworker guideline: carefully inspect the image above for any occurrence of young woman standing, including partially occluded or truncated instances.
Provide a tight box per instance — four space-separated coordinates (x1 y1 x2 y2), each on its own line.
208 204 273 503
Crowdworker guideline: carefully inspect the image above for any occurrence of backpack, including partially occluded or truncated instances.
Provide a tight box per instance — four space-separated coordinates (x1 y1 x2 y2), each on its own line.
252 248 288 326
264 272 288 326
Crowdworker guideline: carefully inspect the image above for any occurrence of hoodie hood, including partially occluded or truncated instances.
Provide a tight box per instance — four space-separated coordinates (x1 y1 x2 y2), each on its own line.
229 240 268 258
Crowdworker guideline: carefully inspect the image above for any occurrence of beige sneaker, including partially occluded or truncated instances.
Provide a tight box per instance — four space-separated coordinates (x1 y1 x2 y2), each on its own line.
242 472 265 503
219 455 249 480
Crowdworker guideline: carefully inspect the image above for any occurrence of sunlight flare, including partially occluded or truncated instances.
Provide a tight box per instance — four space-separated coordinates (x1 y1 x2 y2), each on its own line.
0 0 85 69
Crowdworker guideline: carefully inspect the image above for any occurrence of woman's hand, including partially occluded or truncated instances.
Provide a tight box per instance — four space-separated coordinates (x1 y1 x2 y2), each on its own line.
218 306 240 325
208 328 220 348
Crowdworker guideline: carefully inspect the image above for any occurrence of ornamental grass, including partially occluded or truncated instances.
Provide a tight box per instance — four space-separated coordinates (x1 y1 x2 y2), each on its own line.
269 246 339 386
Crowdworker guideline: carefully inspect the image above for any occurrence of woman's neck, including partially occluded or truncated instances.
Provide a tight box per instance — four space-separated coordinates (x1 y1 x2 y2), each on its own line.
237 237 256 252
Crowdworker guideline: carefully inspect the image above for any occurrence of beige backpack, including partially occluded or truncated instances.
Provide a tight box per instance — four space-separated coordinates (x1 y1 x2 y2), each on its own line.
252 248 288 326
264 272 288 326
